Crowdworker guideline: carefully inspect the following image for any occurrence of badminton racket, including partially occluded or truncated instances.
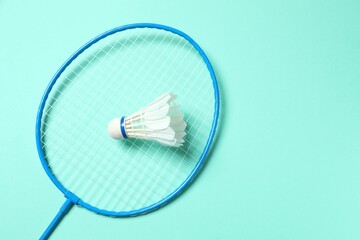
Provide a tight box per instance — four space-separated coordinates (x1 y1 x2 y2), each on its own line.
36 23 220 239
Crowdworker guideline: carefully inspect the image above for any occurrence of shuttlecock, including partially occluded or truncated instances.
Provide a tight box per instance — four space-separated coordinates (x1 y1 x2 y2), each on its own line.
108 92 186 147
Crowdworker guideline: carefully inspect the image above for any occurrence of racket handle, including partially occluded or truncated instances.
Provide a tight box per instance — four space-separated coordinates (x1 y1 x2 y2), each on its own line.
40 198 74 240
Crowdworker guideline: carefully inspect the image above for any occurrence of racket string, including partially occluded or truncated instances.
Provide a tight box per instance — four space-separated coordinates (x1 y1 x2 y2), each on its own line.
48 29 187 208
42 28 215 211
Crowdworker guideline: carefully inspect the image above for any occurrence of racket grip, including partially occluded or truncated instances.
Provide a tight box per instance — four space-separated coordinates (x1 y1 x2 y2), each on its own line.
40 198 74 240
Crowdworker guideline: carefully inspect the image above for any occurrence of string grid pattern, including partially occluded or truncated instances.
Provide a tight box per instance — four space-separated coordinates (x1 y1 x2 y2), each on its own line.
40 28 215 212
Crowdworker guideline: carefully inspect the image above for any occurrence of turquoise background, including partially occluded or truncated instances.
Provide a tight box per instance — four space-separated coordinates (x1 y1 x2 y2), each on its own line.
1 0 360 239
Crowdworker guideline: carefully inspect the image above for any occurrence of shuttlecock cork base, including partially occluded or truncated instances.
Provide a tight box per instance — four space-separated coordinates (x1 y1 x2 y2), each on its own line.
107 92 187 147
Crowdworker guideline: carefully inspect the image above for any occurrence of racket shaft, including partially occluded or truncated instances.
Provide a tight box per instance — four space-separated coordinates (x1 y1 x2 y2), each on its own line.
40 198 74 240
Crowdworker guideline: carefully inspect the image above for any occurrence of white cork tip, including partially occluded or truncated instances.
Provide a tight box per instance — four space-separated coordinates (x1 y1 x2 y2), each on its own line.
107 118 124 139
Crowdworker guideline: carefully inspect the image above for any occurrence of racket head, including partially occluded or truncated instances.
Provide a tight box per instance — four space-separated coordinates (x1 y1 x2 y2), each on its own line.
36 23 220 217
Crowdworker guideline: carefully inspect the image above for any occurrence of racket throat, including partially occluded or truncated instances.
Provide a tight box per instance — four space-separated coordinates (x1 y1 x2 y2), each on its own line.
65 190 80 204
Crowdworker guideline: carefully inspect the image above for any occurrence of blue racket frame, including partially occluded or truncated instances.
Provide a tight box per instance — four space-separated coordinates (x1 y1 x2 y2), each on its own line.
36 23 220 239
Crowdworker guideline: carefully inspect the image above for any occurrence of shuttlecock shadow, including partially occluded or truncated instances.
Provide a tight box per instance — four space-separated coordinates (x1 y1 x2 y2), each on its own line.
119 129 194 155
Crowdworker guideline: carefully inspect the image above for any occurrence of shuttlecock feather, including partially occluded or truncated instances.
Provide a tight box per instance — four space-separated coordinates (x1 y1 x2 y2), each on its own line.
108 92 186 147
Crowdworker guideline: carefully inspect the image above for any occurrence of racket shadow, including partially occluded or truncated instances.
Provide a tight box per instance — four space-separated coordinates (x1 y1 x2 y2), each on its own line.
113 73 224 213
153 63 224 206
